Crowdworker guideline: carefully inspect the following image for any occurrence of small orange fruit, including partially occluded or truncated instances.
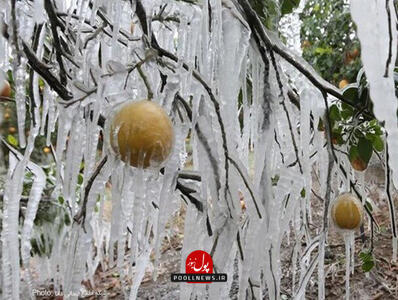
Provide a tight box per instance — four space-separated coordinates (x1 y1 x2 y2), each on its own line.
351 48 360 59
8 126 16 134
331 193 363 230
301 40 311 48
4 112 10 119
43 146 51 154
1 81 11 98
109 100 174 168
350 158 367 172
339 79 349 89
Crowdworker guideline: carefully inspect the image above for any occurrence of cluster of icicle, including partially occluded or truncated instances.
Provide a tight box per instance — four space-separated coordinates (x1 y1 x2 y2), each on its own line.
0 0 397 299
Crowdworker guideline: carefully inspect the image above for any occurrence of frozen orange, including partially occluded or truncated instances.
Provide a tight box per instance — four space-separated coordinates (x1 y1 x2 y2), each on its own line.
331 193 363 230
109 100 174 168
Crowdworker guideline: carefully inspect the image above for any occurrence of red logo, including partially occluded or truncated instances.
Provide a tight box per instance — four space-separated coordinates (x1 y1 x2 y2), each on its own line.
185 250 213 283
171 250 226 283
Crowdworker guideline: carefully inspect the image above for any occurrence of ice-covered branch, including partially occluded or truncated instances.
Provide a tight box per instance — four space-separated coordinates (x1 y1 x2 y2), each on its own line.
135 0 235 216
74 155 108 231
236 0 353 106
21 40 73 100
44 0 68 85
10 0 21 63
321 94 335 231
384 141 397 242
269 50 303 173
384 0 393 77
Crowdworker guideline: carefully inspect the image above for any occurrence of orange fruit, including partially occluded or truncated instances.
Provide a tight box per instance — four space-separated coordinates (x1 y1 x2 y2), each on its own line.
43 146 51 154
338 79 349 89
331 193 363 230
1 81 11 98
351 48 359 59
8 126 16 134
109 100 174 168
350 158 367 172
301 40 311 48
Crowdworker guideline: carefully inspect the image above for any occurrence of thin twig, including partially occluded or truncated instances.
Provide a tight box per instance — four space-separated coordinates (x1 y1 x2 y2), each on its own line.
384 0 393 77
21 40 73 100
322 92 335 231
28 24 44 127
228 156 262 218
269 49 303 173
136 65 153 100
45 0 68 85
10 0 21 64
136 0 233 215
237 0 357 107
384 140 397 239
73 155 108 232
83 23 106 49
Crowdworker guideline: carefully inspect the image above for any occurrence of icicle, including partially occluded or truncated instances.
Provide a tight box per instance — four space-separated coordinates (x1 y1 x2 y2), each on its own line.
350 0 398 189
20 162 46 293
153 125 185 279
317 234 325 300
343 232 354 300
14 61 27 148
1 152 19 300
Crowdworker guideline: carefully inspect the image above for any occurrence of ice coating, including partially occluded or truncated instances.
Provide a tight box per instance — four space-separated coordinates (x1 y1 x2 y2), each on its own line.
0 0 395 299
350 0 398 261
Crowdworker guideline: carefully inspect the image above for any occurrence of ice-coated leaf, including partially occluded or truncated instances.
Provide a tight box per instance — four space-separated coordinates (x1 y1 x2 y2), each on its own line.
358 137 373 163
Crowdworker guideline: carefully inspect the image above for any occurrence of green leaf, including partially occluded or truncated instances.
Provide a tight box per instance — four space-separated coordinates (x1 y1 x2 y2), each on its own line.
359 251 375 272
64 213 71 226
300 188 306 198
341 102 355 119
362 260 375 272
342 84 359 102
7 134 18 147
281 0 300 15
369 119 378 127
314 47 333 55
358 137 373 163
317 118 324 131
335 133 344 145
329 104 341 121
271 174 280 186
349 145 359 161
365 200 373 212
77 174 84 185
340 103 354 120
358 87 369 106
371 135 384 152
373 125 383 135
58 196 65 205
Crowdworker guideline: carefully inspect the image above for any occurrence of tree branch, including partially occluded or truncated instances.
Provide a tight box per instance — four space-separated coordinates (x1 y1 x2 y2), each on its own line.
236 0 355 106
74 155 108 232
21 40 73 100
136 0 234 215
44 0 68 85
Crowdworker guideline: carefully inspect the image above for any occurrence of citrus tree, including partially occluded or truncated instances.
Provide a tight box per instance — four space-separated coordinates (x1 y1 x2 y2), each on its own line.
300 0 361 87
0 0 397 299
